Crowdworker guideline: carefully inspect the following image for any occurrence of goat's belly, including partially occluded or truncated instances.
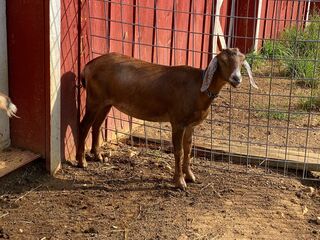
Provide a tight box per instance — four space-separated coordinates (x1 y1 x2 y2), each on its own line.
113 104 170 122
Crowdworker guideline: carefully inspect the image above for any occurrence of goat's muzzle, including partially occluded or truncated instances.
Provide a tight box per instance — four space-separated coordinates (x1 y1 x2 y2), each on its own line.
230 75 242 88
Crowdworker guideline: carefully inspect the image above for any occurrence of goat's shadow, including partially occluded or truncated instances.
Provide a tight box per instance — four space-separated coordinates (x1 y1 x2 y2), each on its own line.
60 71 78 162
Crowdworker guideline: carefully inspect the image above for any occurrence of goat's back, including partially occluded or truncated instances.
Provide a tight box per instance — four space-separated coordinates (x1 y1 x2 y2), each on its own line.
82 53 204 123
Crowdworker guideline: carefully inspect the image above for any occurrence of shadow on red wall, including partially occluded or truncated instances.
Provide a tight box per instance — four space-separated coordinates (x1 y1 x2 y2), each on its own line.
60 71 78 162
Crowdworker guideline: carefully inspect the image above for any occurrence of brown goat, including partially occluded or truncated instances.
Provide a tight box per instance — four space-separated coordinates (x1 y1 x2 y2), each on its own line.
76 48 257 190
0 91 18 118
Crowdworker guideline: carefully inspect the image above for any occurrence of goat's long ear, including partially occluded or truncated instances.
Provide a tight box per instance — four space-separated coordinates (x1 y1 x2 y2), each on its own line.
243 60 258 89
201 56 218 92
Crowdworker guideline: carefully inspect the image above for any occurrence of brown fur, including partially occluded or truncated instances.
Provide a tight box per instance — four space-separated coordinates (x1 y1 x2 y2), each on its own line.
77 48 251 190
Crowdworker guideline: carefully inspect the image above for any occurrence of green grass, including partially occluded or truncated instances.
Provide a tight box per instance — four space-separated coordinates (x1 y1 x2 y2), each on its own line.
257 12 320 88
299 95 320 111
248 12 320 112
255 111 289 121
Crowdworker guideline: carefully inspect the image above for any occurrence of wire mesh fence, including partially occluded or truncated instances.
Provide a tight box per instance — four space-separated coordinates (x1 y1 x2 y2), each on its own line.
79 0 320 180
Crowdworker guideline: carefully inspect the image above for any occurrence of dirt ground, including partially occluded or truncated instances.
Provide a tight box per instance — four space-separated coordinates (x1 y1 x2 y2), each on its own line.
0 143 319 240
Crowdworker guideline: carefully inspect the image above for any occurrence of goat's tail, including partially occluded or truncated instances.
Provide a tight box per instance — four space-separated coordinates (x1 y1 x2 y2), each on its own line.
7 101 18 118
0 94 18 118
80 69 87 89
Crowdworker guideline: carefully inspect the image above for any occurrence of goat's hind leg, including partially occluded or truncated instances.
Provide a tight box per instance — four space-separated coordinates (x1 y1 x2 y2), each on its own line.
90 105 112 162
76 105 100 168
183 126 196 183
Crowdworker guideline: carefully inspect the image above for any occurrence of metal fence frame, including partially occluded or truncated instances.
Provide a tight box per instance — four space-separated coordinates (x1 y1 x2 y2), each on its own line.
79 0 320 180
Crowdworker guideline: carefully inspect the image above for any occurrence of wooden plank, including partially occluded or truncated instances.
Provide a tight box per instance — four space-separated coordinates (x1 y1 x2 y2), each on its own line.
130 127 320 172
0 148 40 178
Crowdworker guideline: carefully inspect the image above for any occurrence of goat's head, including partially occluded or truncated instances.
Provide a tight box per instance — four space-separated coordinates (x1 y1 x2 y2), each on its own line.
201 48 258 92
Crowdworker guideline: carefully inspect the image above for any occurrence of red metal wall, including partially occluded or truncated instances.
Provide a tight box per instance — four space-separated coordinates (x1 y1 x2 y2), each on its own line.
257 0 308 49
61 0 80 161
6 0 50 161
60 0 312 160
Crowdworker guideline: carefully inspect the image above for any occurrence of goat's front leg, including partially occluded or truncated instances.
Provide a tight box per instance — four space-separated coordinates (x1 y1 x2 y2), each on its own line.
172 124 187 190
183 126 196 183
91 105 111 162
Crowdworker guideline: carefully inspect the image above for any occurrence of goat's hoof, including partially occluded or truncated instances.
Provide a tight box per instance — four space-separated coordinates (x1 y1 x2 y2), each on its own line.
174 176 187 191
93 153 104 162
77 160 88 168
185 172 196 183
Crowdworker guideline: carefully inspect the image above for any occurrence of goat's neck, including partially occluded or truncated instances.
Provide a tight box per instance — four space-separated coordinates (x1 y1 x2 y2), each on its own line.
200 74 226 108
208 75 226 96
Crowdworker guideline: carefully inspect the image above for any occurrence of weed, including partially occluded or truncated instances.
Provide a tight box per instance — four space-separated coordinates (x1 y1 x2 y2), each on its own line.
258 12 320 87
299 95 320 111
255 111 289 121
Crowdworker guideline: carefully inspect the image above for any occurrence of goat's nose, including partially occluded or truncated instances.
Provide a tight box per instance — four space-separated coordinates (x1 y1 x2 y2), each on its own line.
232 75 241 84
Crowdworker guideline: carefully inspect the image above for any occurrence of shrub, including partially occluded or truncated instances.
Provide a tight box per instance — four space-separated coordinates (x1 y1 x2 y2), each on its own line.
260 12 320 88
299 94 320 111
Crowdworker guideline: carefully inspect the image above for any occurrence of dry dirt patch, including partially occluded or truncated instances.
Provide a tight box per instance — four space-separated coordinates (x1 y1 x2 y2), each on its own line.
0 143 319 239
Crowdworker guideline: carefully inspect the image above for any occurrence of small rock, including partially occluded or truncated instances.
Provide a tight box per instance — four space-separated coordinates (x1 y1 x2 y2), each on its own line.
303 187 315 196
127 149 138 158
19 229 23 233
177 233 188 240
295 191 304 199
316 216 320 225
276 211 285 218
83 227 98 234
0 227 9 239
302 206 308 216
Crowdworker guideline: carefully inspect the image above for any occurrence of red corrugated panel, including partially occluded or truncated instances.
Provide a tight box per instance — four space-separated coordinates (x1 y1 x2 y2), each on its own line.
134 0 155 62
219 0 230 35
153 0 173 65
108 0 134 141
201 0 213 68
285 0 292 28
310 2 320 13
277 0 287 34
61 0 80 160
109 0 134 55
89 0 108 57
171 0 190 66
234 0 257 53
188 0 205 67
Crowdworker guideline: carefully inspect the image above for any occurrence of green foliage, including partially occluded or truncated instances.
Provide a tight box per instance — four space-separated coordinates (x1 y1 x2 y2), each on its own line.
255 111 289 121
260 12 320 88
299 95 320 111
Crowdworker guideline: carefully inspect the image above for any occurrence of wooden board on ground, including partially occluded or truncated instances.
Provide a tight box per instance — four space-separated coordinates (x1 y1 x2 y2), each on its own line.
0 148 40 177
131 128 320 172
